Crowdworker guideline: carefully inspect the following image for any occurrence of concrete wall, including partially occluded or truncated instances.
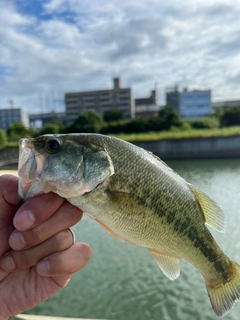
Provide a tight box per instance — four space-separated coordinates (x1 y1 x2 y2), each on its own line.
133 135 240 160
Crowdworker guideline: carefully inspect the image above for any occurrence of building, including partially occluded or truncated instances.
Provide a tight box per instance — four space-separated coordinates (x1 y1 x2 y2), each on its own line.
135 90 156 106
179 88 212 119
29 111 66 128
212 100 240 108
135 90 160 118
165 85 179 113
65 78 135 124
0 108 29 131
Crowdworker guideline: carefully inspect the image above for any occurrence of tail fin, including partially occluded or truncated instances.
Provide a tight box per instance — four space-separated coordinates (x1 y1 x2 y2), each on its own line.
206 261 240 317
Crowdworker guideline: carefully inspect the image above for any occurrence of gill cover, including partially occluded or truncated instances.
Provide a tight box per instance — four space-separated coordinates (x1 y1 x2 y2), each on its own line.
18 136 115 201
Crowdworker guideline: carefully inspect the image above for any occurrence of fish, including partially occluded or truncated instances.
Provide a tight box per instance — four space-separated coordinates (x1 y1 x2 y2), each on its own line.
18 133 240 317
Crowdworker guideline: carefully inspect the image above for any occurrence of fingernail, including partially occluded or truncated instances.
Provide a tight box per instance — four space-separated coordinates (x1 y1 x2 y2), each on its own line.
1 256 16 271
14 210 36 230
37 259 50 275
9 230 27 250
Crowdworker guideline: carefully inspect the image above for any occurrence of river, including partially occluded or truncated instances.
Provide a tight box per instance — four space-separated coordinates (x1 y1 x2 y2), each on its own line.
24 158 240 320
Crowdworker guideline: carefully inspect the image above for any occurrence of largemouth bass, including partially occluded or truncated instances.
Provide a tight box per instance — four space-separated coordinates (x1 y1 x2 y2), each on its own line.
18 133 240 317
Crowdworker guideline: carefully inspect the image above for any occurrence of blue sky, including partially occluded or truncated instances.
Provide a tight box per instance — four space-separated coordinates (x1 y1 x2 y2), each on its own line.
0 0 240 114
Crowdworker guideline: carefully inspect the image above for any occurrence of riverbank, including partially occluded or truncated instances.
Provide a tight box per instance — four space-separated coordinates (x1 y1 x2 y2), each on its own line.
0 146 18 167
1 132 240 164
133 135 240 159
113 125 240 142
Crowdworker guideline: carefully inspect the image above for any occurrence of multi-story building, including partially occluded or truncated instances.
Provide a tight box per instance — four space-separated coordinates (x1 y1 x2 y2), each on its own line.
212 100 240 108
0 108 29 131
179 88 212 119
135 90 160 118
65 78 135 123
165 86 212 119
165 85 179 113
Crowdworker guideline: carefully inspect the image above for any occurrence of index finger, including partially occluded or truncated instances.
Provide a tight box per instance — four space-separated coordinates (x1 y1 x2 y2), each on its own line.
13 192 66 231
0 174 19 207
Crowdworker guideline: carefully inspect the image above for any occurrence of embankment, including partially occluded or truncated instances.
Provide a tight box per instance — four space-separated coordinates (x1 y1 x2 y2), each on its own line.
0 135 240 164
133 135 240 160
0 146 18 167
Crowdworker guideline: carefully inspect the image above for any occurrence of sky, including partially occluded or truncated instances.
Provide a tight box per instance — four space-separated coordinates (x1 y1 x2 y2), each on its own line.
0 0 240 114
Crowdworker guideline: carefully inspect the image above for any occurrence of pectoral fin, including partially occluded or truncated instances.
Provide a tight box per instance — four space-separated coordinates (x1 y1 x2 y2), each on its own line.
85 212 125 242
148 249 180 280
97 221 125 242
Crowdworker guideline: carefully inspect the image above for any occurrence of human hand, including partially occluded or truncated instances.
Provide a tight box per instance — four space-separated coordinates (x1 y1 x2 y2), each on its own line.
0 174 91 320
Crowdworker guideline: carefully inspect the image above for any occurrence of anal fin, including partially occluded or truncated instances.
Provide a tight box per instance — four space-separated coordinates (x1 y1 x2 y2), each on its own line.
148 249 180 280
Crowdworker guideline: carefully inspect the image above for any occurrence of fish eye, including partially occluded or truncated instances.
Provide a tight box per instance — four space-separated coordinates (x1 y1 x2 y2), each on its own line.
45 139 61 154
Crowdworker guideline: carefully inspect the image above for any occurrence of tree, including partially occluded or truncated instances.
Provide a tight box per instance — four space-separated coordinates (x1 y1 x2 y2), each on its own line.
0 129 7 149
40 123 60 135
103 110 125 122
220 106 240 127
7 123 31 141
158 107 181 130
123 118 148 133
68 110 104 133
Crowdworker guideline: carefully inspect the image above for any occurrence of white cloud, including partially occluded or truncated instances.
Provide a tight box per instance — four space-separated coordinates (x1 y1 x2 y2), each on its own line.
0 0 240 113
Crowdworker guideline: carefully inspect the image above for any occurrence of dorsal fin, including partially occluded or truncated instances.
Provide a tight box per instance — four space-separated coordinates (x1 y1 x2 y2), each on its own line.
188 184 227 233
148 249 180 280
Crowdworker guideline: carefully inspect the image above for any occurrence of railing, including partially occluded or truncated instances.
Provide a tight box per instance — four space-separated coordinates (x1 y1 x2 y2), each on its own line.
0 159 18 167
10 315 108 320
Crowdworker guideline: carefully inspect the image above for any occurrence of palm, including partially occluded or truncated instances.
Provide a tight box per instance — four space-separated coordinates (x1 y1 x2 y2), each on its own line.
0 175 91 319
0 266 66 316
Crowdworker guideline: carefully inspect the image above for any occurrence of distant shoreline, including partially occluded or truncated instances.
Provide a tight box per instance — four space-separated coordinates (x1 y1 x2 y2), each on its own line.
133 135 240 160
0 146 18 167
1 134 240 165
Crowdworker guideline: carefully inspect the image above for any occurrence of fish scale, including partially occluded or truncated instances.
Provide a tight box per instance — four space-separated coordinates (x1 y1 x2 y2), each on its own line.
18 133 240 317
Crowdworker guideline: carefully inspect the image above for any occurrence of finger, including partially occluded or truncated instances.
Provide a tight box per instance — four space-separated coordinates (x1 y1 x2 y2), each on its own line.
1 229 75 272
0 174 19 207
13 192 66 231
0 266 9 281
37 242 92 278
0 175 20 257
9 201 83 250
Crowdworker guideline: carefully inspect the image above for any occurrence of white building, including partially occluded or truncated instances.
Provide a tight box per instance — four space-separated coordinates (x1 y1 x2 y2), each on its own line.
179 88 212 119
0 108 29 131
65 78 135 124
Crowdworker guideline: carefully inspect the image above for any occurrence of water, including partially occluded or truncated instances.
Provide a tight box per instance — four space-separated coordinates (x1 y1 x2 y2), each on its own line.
25 158 240 320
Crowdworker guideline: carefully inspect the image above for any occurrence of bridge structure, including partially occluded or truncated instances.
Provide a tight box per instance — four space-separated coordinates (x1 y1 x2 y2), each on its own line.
29 112 66 127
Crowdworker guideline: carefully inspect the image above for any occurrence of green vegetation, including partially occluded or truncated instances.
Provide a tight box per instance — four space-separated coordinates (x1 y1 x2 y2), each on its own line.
111 126 240 142
220 106 240 127
7 123 36 141
0 129 7 149
103 109 125 122
67 110 104 133
1 106 240 147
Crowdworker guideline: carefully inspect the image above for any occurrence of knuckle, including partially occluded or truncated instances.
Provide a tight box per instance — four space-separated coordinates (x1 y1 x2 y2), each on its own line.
51 230 72 251
25 225 47 245
14 250 33 269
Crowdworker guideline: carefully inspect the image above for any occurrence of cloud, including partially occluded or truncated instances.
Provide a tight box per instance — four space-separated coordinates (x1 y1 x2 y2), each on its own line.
0 0 240 112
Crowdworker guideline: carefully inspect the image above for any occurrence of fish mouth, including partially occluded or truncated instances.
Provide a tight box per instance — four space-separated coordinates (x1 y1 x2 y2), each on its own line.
18 139 48 202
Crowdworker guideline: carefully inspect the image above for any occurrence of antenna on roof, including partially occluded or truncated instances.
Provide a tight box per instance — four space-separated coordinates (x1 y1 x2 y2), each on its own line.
8 99 15 109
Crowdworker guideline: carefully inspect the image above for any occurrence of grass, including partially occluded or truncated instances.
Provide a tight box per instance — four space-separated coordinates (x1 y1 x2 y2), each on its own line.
109 126 240 142
2 126 240 146
6 141 19 147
